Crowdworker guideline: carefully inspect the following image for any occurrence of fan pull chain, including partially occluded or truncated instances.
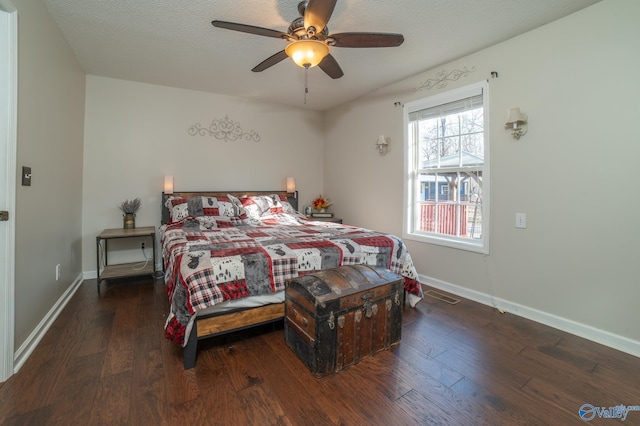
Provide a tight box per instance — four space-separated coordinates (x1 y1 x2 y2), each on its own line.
304 64 309 105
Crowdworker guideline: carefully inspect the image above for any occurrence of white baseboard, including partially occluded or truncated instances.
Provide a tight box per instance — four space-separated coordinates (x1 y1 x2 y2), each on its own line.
13 273 84 373
420 274 640 359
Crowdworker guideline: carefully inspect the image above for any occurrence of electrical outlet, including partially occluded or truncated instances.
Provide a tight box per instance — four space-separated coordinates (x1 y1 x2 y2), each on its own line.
140 241 145 250
515 213 527 229
56 264 61 281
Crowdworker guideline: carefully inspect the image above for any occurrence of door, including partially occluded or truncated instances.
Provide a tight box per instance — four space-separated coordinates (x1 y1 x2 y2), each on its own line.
0 0 17 382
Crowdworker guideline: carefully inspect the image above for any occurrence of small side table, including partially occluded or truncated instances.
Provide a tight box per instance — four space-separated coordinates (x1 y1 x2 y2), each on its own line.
96 226 156 291
309 216 343 224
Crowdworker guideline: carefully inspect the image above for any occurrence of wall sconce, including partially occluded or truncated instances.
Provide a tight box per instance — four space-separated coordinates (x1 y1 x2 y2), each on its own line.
286 177 296 192
505 107 528 140
164 175 174 194
376 135 390 155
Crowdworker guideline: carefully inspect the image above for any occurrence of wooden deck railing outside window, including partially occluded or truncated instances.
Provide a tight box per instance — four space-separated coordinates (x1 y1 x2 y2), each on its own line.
419 202 481 238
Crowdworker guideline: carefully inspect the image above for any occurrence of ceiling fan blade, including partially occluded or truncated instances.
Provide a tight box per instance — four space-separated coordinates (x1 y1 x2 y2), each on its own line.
318 54 344 79
331 32 405 48
252 50 289 72
304 0 337 35
212 20 289 40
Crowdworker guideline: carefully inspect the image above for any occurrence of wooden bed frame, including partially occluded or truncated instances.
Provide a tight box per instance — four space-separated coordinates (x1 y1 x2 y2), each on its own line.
161 190 298 369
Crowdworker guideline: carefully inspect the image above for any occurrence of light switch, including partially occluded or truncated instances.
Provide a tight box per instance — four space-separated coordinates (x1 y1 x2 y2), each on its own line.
22 166 32 186
515 213 527 229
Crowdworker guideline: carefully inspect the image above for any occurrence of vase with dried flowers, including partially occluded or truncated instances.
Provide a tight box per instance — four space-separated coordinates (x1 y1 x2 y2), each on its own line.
119 198 141 229
312 195 332 213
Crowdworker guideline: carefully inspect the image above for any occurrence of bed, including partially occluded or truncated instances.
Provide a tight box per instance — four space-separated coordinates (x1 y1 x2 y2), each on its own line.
160 190 424 368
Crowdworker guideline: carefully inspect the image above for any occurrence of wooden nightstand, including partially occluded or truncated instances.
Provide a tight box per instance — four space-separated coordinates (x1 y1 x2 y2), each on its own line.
309 216 343 224
96 226 156 291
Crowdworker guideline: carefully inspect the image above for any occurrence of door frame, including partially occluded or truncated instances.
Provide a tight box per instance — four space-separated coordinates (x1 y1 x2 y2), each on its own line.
0 0 17 382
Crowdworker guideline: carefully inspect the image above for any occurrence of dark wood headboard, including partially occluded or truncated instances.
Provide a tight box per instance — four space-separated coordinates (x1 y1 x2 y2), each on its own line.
161 190 298 224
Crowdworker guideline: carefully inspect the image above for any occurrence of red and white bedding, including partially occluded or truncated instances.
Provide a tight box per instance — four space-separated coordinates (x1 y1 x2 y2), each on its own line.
161 212 423 346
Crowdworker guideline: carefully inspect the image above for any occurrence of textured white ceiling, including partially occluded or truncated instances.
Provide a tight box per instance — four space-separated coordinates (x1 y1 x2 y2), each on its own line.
41 0 601 111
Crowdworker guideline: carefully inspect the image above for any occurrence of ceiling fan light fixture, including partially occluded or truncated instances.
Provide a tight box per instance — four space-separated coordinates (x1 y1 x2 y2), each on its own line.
285 39 329 68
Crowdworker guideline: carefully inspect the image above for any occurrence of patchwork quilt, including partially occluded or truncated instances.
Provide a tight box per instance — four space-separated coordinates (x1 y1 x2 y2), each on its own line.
161 213 423 346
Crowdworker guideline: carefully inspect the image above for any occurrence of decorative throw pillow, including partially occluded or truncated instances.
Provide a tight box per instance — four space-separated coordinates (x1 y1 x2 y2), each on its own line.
193 196 238 217
271 193 296 214
238 195 274 219
165 196 189 223
226 194 248 219
165 195 247 222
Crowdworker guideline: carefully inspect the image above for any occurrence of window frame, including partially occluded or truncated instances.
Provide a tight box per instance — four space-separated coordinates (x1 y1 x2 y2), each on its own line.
403 81 490 254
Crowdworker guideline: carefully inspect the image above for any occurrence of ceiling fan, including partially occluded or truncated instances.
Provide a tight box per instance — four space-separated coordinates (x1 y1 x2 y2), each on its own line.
211 0 404 79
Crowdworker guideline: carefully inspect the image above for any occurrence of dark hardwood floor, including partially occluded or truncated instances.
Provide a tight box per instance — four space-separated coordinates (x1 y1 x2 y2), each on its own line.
1 277 639 425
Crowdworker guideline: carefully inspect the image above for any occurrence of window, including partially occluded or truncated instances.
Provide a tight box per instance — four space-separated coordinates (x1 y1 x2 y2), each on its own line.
403 81 489 253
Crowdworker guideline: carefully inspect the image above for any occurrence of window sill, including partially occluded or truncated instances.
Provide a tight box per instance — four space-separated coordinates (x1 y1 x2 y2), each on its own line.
403 231 488 254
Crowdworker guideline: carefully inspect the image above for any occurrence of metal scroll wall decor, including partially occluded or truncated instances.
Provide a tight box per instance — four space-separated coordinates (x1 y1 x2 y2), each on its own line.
416 66 476 91
188 116 261 142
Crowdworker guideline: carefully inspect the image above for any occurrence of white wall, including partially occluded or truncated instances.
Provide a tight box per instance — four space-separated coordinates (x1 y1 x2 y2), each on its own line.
13 0 85 348
82 76 325 272
325 0 640 352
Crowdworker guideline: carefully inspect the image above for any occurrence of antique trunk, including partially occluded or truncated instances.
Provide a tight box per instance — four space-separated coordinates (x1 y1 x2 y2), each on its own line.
285 265 403 377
